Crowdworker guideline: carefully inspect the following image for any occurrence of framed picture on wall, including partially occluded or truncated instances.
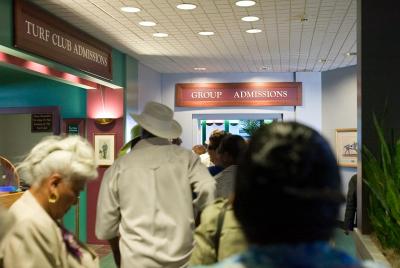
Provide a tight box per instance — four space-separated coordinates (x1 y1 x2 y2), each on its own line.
335 128 358 167
94 133 115 166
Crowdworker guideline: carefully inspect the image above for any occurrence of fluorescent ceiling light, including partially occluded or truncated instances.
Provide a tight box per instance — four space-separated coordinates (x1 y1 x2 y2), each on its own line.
139 21 156 27
235 1 256 7
198 31 214 36
346 52 357 56
246 28 262 33
194 67 207 71
153 32 168 37
176 3 197 10
241 16 259 22
120 6 140 13
319 59 327 63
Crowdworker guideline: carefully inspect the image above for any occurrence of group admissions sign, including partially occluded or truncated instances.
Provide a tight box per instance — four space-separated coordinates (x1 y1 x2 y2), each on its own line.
175 82 302 107
14 0 112 80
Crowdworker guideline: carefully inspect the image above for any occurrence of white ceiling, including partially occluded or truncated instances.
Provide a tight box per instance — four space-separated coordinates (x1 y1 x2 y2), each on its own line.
29 0 357 73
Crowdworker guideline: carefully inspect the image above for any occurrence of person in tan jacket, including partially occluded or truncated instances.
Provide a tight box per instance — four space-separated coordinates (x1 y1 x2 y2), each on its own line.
0 135 99 268
190 198 247 265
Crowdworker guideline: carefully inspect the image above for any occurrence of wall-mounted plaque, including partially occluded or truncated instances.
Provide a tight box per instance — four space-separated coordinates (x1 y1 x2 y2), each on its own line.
67 123 79 135
31 113 53 132
14 0 112 80
62 119 85 137
175 82 302 107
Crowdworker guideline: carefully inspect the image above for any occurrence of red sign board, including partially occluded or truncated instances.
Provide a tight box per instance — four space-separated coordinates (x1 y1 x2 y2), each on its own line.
175 82 302 107
14 0 112 80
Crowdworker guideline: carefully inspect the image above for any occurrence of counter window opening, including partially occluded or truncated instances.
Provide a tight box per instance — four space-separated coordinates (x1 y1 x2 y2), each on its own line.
200 118 279 145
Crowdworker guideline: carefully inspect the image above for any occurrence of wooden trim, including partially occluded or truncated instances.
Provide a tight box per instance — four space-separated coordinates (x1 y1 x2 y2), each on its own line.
0 192 23 209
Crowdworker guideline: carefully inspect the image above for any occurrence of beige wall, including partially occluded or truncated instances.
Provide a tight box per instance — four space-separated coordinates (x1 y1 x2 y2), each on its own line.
321 65 357 221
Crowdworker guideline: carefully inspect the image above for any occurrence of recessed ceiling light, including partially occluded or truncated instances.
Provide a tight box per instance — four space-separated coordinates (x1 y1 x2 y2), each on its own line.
246 28 262 33
346 52 357 56
121 6 141 13
235 0 256 7
260 66 271 70
194 67 207 71
139 21 156 27
153 32 168 37
241 16 260 22
198 31 214 36
176 3 197 10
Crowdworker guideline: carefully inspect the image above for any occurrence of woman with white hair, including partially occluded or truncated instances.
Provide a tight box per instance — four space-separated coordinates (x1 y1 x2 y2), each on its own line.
0 135 99 268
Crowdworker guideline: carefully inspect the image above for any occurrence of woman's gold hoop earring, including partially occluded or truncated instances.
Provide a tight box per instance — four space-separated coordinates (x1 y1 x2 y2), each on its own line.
48 193 59 204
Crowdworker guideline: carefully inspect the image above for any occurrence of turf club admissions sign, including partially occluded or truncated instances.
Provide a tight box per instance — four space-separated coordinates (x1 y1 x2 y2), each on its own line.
175 82 302 107
14 0 112 80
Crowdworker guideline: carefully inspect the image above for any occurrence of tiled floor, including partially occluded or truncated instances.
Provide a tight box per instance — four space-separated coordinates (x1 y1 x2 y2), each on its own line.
94 228 357 268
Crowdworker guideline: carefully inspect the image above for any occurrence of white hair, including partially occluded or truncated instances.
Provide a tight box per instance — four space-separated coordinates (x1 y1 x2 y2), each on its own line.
17 135 98 186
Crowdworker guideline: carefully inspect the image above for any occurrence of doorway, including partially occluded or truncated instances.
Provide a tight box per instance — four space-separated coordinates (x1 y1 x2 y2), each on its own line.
192 113 283 146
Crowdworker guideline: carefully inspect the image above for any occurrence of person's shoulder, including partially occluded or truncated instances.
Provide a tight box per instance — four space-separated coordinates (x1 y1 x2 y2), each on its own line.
209 165 224 176
172 144 203 160
206 198 230 211
362 260 391 268
191 254 244 268
201 199 230 221
3 211 59 248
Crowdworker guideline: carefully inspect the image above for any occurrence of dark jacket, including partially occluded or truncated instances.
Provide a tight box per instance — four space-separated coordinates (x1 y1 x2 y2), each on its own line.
344 174 357 230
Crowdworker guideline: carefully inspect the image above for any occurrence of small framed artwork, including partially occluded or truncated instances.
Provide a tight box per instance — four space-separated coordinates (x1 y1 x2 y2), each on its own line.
94 133 115 166
335 128 358 167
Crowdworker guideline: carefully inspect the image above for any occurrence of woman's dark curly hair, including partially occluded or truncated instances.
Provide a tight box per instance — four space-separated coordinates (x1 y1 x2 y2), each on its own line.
233 122 344 245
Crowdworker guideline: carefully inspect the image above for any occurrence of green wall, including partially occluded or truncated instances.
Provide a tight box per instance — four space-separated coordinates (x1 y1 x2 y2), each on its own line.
0 66 86 118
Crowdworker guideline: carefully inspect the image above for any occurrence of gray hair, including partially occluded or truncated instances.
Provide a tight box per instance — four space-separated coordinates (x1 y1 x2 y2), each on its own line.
17 135 98 186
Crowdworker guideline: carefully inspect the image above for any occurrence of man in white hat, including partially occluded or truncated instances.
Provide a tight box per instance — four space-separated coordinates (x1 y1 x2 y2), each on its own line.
95 101 216 268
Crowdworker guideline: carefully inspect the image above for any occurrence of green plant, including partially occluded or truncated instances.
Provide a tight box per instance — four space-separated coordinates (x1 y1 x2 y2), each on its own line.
363 114 400 250
240 120 264 137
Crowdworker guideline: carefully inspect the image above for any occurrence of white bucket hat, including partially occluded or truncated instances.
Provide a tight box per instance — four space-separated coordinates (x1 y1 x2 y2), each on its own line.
130 101 182 139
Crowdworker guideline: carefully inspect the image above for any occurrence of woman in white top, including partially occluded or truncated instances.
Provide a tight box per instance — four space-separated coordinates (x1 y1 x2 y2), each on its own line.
0 135 99 268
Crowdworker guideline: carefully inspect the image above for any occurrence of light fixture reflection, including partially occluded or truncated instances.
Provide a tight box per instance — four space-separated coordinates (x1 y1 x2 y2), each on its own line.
246 28 262 33
235 0 256 7
241 16 259 22
176 3 197 10
153 32 168 37
139 21 156 27
121 6 141 13
198 31 215 36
